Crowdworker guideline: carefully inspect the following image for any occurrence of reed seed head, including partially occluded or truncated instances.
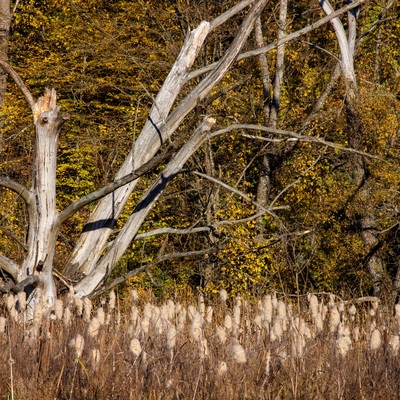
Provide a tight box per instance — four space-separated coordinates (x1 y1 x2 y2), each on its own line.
130 338 142 358
219 289 227 303
232 341 247 364
70 334 85 358
369 328 382 351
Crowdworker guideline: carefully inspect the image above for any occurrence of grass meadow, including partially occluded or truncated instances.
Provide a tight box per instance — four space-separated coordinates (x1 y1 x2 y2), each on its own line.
0 289 399 399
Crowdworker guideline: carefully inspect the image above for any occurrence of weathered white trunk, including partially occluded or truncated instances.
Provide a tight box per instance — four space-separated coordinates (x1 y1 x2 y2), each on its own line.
65 21 211 278
269 0 287 127
318 0 357 96
20 89 69 307
68 0 268 291
73 117 216 297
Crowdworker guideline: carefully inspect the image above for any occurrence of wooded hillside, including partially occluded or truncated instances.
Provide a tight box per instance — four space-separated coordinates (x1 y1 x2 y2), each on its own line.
1 0 400 304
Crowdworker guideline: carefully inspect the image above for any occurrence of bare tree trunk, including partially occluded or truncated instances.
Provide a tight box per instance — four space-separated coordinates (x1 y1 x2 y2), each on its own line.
20 89 69 307
268 0 287 127
73 117 216 297
255 1 286 231
203 139 220 286
318 0 386 296
65 21 212 279
254 16 271 123
0 0 9 107
67 0 268 291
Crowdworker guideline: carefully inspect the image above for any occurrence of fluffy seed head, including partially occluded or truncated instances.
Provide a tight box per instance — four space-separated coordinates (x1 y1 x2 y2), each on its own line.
190 312 203 342
6 294 15 313
88 317 101 338
224 314 233 332
336 335 352 357
91 349 101 368
70 334 85 358
130 338 142 358
167 324 177 350
370 328 382 351
74 298 83 316
64 306 72 327
219 289 228 303
277 300 286 319
389 335 400 355
205 306 213 325
0 317 6 334
216 325 227 344
83 298 92 322
308 294 319 318
218 361 228 375
108 290 116 311
263 295 273 324
329 307 340 333
395 303 400 319
131 289 138 303
131 305 139 325
96 307 105 326
232 342 247 364
17 292 26 311
198 337 209 359
54 299 63 320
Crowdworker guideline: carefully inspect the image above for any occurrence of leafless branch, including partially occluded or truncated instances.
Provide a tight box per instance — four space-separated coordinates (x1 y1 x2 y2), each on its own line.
209 0 255 32
210 124 394 166
0 60 35 109
187 0 366 81
0 226 27 250
0 274 39 294
0 176 33 207
89 247 214 298
0 254 19 280
189 170 280 218
134 210 291 240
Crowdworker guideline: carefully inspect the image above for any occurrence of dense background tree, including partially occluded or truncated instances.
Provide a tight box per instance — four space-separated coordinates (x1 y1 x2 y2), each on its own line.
0 0 399 304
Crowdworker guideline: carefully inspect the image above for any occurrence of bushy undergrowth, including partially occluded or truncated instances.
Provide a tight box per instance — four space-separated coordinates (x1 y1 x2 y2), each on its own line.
0 290 399 399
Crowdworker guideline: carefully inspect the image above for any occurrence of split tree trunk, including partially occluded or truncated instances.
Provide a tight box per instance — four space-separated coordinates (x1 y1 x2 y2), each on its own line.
20 89 69 307
66 0 268 294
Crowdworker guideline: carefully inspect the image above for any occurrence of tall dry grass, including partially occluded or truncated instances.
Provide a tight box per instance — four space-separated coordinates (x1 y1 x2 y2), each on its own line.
0 290 399 399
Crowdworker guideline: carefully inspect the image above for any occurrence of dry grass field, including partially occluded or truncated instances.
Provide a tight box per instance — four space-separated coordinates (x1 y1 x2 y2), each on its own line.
0 290 399 399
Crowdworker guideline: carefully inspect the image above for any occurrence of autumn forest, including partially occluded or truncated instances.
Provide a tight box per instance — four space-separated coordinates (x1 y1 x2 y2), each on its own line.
1 0 400 304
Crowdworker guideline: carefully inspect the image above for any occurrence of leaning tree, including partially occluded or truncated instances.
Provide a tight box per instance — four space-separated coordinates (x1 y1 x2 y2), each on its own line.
0 0 375 308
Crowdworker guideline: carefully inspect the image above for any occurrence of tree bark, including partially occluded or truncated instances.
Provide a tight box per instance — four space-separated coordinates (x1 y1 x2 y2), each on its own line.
66 0 268 284
0 0 10 107
73 117 216 297
318 0 386 296
19 89 69 307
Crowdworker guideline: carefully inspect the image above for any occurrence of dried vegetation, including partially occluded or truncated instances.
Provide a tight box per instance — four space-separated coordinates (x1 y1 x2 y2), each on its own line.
0 290 399 399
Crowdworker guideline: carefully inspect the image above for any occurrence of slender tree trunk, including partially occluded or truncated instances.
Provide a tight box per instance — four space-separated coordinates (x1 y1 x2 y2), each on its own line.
0 0 9 107
268 0 287 127
255 2 286 230
319 0 387 296
203 139 220 286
